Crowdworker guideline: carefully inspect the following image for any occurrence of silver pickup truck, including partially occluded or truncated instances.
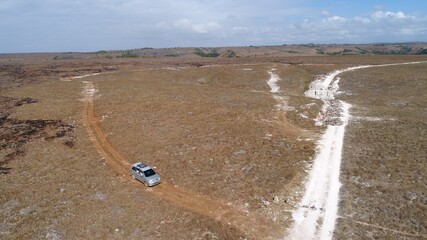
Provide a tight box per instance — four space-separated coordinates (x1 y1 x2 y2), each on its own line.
130 162 161 187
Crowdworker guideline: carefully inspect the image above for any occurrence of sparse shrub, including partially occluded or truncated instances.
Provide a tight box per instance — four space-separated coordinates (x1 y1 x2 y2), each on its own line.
193 48 220 57
398 46 412 55
371 46 412 55
316 49 325 54
355 47 369 54
327 51 342 56
372 50 384 55
119 51 139 58
416 48 427 55
226 50 237 58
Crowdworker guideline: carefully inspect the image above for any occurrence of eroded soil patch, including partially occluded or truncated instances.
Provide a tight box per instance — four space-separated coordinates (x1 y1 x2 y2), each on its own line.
0 96 75 174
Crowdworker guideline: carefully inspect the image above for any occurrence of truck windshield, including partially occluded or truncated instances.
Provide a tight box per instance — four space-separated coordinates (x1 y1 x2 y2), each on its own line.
143 169 156 177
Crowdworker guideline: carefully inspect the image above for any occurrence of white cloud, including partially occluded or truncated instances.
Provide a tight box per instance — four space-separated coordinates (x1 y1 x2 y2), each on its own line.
283 9 427 44
371 11 414 21
354 16 370 24
174 19 221 34
323 16 346 24
193 21 221 33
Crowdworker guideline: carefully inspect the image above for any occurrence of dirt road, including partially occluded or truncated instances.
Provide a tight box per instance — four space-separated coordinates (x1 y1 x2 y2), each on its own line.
81 80 282 239
286 61 426 240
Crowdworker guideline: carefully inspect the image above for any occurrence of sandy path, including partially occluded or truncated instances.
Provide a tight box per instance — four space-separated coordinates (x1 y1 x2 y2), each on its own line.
286 61 426 240
267 69 295 111
80 80 282 239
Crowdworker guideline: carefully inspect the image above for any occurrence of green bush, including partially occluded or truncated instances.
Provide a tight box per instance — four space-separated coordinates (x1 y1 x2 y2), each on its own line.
193 48 220 57
226 50 237 58
355 47 369 54
316 49 325 54
398 46 411 54
416 48 427 55
119 51 139 58
371 46 412 55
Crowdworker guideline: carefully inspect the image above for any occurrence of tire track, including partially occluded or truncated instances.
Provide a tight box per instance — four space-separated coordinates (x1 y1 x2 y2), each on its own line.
81 80 282 239
337 216 427 239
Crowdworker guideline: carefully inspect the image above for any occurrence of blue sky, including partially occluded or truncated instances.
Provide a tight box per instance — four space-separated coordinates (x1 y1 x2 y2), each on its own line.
0 0 426 53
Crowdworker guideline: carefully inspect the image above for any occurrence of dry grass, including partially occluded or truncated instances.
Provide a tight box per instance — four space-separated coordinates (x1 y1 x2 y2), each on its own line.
0 74 248 239
335 63 427 239
1 54 426 239
92 64 320 224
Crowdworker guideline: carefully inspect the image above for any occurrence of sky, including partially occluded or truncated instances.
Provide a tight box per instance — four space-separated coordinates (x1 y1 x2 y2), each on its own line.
0 0 426 53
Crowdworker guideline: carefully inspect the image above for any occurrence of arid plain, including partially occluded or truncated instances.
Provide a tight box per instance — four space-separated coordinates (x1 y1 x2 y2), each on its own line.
1 44 426 239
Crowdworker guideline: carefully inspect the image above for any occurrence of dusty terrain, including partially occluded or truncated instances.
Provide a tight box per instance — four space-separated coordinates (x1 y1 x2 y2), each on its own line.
336 64 427 239
1 45 426 239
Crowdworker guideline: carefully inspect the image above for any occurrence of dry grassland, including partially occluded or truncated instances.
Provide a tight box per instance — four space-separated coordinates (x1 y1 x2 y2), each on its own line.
1 53 426 239
335 63 427 239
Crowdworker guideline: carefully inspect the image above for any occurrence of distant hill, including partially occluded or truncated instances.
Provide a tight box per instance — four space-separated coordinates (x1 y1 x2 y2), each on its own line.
1 43 426 60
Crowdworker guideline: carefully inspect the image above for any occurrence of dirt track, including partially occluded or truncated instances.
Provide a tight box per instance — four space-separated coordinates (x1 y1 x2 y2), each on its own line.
81 80 282 239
